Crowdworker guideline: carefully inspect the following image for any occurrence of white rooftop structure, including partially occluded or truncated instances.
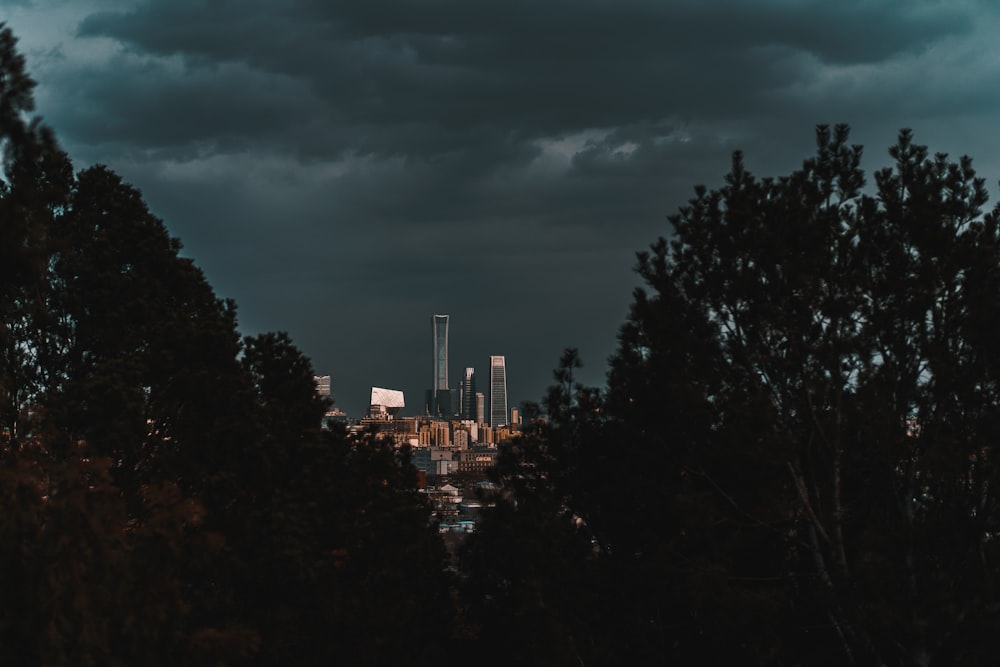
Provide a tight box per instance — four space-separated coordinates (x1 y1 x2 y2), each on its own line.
370 387 405 409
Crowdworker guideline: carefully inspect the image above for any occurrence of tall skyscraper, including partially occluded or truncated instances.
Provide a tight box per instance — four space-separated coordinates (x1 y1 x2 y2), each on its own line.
428 314 450 416
489 355 508 428
461 367 476 421
432 315 449 394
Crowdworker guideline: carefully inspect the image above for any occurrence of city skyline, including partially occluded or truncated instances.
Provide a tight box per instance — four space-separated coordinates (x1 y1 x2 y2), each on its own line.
329 313 517 421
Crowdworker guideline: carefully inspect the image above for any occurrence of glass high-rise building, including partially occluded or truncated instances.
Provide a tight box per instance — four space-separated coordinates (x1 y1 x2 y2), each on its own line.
427 314 451 415
461 367 476 421
489 355 508 428
432 315 449 394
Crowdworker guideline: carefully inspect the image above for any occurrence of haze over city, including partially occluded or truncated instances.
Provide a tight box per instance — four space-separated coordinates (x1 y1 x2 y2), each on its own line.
7 1 1000 416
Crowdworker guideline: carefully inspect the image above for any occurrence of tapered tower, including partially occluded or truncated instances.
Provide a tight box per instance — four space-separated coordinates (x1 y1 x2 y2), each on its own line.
427 314 450 416
432 315 449 393
489 355 507 428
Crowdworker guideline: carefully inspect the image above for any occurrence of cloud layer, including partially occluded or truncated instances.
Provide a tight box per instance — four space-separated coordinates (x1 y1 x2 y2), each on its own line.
5 0 1000 415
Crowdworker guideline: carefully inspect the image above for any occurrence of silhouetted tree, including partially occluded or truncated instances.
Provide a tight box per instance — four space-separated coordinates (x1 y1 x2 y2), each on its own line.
45 165 255 498
459 370 605 666
606 124 1000 665
462 348 783 666
0 23 455 666
467 125 1000 666
230 332 454 665
0 23 73 443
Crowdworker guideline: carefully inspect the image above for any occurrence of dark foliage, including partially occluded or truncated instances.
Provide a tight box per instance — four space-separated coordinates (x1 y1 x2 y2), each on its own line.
464 125 1000 666
0 24 454 666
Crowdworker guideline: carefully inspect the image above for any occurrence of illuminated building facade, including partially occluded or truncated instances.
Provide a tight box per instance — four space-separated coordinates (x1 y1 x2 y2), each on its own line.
314 375 331 398
461 367 476 421
432 315 449 394
489 355 508 428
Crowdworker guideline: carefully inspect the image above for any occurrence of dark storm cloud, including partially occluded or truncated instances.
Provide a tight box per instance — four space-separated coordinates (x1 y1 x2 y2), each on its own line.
47 59 318 158
76 0 972 155
68 0 982 186
7 0 999 416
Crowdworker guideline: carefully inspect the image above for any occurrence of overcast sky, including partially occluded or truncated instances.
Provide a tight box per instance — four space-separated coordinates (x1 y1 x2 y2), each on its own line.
5 0 1000 417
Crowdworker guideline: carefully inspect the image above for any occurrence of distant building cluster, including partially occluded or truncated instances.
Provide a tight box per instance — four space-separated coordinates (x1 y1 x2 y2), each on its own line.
312 315 521 537
423 314 510 427
315 314 522 479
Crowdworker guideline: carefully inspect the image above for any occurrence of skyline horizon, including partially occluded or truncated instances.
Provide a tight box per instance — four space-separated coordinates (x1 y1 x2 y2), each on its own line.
323 312 527 421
